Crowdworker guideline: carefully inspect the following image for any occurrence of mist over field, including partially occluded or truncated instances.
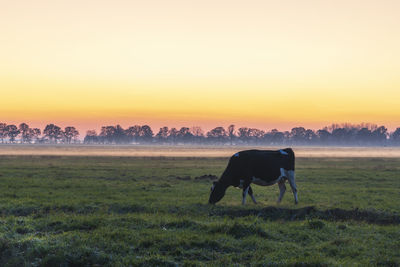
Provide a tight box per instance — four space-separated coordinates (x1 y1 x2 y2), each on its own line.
2 145 400 158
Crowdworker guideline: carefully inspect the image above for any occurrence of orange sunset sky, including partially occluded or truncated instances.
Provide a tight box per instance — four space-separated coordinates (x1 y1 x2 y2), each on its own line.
1 0 400 133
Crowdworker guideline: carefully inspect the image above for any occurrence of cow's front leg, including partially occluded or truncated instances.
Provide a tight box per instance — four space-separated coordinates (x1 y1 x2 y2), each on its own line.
277 179 286 203
248 186 257 204
287 170 298 204
241 179 252 205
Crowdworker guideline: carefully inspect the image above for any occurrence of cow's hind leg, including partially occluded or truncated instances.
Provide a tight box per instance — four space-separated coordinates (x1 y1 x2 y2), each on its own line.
248 186 257 204
277 179 286 203
287 170 298 204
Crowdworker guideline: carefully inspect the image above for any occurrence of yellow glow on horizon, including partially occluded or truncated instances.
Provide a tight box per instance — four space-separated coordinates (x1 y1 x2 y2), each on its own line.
1 0 400 132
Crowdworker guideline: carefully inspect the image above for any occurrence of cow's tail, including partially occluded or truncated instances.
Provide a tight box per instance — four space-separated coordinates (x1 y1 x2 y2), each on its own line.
283 148 298 204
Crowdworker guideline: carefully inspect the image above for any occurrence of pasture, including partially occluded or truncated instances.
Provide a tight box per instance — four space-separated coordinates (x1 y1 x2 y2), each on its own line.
0 154 399 266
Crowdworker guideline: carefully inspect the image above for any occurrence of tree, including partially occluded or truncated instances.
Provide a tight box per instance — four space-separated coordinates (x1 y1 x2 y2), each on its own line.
6 125 20 143
114 125 127 144
372 126 387 145
264 129 284 145
19 123 30 143
227 124 236 145
356 128 372 145
139 125 153 143
207 127 227 143
100 126 116 144
126 125 141 143
304 129 317 144
237 127 250 143
0 123 7 143
290 127 306 144
168 128 178 144
248 128 264 144
177 127 193 143
317 129 331 144
331 128 350 145
190 126 204 143
391 128 400 145
30 128 41 143
43 124 62 143
84 130 98 144
64 126 79 144
156 127 169 143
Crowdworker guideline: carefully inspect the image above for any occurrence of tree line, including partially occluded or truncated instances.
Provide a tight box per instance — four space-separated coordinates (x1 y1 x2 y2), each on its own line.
0 123 79 144
1 122 400 146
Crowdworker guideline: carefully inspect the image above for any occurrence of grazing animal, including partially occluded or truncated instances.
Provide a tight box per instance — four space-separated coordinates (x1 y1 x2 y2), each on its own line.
208 148 297 205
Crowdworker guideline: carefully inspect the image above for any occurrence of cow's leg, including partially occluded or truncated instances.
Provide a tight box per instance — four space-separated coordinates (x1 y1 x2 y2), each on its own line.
277 179 286 203
287 170 298 204
242 186 250 205
248 186 257 204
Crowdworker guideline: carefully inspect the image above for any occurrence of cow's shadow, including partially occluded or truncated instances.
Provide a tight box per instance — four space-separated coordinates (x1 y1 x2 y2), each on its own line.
207 205 400 225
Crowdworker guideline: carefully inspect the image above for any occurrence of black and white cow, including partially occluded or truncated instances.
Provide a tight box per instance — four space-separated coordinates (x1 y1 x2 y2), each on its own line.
208 148 298 205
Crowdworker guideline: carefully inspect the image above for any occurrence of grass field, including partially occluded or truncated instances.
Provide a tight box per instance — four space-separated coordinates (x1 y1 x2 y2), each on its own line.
0 155 399 266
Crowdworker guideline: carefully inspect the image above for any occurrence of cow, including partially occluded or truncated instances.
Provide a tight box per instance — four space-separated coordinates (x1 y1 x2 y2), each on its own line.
208 148 298 205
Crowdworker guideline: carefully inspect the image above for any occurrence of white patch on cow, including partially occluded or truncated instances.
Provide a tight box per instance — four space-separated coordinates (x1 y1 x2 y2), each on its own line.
242 186 249 205
279 149 288 155
234 152 239 157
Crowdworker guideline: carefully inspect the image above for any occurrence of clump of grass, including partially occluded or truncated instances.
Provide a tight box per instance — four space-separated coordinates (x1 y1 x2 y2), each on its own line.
307 219 325 229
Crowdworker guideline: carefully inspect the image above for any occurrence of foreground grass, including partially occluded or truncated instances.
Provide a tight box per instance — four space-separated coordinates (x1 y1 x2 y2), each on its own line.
0 156 399 266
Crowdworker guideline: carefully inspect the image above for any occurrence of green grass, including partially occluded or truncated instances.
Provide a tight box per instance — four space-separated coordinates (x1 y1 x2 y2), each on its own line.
0 156 399 266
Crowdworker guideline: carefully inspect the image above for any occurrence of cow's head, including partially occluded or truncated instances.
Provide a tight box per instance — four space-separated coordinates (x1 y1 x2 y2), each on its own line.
208 181 226 204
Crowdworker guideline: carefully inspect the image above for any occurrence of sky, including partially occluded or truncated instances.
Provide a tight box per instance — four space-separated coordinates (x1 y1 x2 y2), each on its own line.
1 0 400 134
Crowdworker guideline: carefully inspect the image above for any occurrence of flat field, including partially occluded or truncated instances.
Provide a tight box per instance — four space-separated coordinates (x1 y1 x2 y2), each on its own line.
0 155 399 266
